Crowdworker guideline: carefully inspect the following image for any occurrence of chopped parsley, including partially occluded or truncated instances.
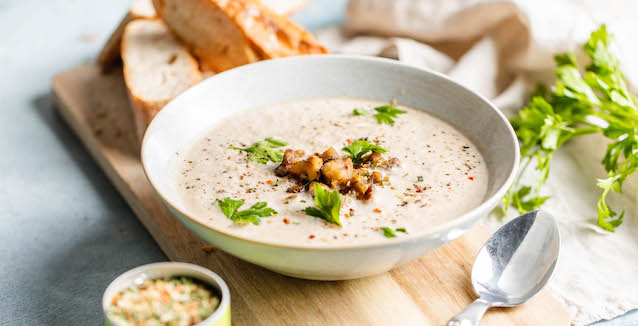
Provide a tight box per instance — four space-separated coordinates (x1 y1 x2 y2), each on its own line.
373 105 405 124
504 25 637 231
381 227 396 238
304 183 342 226
342 139 388 164
216 198 276 225
107 277 219 326
230 138 288 164
417 176 424 182
381 227 408 238
353 108 370 116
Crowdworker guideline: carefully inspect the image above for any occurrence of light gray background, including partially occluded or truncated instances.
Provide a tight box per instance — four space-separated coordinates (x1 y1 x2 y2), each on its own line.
0 0 633 325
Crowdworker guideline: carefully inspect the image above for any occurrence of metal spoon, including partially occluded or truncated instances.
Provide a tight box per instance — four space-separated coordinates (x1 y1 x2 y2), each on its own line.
448 210 560 326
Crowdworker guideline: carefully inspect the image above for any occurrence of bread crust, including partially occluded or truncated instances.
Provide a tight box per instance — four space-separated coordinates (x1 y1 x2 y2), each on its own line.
260 0 308 16
229 0 327 59
98 0 157 70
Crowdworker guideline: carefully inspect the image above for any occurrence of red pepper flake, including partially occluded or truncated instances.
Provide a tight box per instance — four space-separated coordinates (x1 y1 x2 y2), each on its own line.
468 176 474 180
374 208 382 213
309 235 316 239
344 214 350 218
346 138 353 143
283 218 290 224
266 180 274 185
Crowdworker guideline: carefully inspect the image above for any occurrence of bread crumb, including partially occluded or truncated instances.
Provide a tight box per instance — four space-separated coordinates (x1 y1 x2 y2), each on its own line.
79 33 98 43
202 245 215 253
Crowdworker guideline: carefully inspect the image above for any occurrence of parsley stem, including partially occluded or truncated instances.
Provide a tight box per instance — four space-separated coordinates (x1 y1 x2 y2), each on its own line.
503 149 537 214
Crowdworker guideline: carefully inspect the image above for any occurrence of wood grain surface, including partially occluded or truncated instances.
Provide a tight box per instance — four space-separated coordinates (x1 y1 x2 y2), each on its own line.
51 64 570 326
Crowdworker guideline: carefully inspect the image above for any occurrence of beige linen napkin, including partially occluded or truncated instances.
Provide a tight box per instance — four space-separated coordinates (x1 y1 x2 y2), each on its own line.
316 0 638 325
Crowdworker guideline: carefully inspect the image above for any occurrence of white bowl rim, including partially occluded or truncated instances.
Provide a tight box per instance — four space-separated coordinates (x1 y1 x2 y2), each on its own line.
141 54 520 251
102 262 231 325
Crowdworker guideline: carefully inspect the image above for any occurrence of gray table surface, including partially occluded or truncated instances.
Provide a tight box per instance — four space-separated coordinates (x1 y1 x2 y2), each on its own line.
0 0 635 325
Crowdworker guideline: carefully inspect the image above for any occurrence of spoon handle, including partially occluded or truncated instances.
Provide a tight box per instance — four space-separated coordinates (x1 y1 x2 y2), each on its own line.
447 298 491 326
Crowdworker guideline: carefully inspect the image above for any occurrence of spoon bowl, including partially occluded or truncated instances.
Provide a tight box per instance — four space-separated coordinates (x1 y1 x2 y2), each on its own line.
449 210 560 325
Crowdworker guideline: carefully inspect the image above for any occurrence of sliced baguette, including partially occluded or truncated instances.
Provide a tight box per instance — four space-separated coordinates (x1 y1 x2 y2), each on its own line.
98 0 306 70
152 0 327 72
121 19 203 142
98 0 157 69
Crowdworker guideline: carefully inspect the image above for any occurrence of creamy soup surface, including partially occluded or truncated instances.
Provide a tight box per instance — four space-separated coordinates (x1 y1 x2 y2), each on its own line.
173 97 489 246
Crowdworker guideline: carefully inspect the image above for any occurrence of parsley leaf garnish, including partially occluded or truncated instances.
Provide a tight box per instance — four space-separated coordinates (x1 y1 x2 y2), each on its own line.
216 198 244 218
381 227 396 238
353 108 370 116
304 183 342 226
381 227 408 238
504 25 637 231
230 138 288 164
216 198 277 225
373 105 405 124
342 139 387 164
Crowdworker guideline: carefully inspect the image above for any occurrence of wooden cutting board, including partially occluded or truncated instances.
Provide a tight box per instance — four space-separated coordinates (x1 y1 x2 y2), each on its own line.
51 64 570 326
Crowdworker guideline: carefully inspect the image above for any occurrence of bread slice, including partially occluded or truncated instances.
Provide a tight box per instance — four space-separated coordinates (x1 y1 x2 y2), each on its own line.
98 0 157 69
121 19 202 142
98 0 307 70
152 0 327 72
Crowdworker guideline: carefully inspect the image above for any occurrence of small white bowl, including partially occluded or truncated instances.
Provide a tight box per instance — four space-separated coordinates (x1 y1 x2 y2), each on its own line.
102 262 231 326
141 55 519 280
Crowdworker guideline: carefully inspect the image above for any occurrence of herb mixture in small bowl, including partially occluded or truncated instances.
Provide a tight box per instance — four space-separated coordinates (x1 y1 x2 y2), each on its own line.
103 262 230 326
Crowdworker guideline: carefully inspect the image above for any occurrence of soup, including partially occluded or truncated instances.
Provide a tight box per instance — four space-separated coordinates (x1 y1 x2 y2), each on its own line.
173 97 488 246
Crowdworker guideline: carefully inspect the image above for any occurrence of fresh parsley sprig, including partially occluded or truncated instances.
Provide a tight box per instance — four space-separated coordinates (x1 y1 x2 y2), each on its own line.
342 139 387 164
505 25 638 231
373 105 405 124
304 183 343 226
352 105 406 124
230 138 288 164
216 198 277 225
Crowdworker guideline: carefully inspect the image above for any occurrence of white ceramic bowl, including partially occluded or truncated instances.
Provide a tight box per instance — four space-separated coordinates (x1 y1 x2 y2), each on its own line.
102 262 231 326
141 55 519 280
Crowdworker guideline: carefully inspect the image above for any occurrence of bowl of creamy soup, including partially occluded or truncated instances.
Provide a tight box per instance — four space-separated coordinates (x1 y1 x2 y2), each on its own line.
141 55 519 280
